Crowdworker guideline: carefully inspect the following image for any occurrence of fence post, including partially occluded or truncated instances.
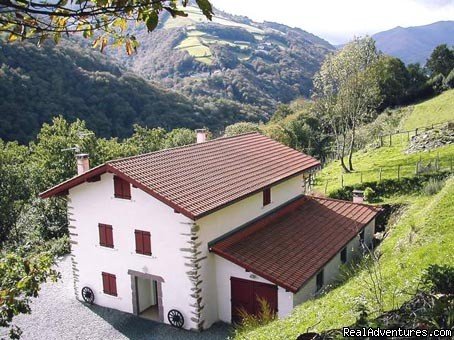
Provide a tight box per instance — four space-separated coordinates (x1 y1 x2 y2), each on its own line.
389 134 392 147
397 165 401 180
380 135 383 147
360 171 363 183
415 128 418 136
324 180 328 195
341 174 344 188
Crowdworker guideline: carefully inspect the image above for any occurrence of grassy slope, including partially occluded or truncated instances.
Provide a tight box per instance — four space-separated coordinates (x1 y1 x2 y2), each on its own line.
315 91 454 194
403 89 454 130
237 178 454 340
237 93 454 339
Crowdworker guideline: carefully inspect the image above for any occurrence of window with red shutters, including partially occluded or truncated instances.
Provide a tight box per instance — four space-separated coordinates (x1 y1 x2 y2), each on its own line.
102 272 117 296
113 176 131 199
135 230 152 256
98 224 114 248
263 187 271 206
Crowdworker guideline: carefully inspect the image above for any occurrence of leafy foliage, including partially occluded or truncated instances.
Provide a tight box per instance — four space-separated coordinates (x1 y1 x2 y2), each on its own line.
0 252 59 339
0 0 213 54
426 44 454 77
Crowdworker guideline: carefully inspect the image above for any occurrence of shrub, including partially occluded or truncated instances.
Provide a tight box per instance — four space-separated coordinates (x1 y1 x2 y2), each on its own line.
234 297 277 333
363 187 376 202
422 264 454 294
421 178 445 196
444 68 454 89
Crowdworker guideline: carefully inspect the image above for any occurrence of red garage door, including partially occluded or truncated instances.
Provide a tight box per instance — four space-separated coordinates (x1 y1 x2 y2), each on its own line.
231 277 278 323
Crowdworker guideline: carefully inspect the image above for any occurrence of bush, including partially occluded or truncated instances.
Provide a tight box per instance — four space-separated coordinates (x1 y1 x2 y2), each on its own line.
444 68 454 89
234 297 277 334
422 264 454 294
421 178 445 196
328 172 451 200
363 187 376 202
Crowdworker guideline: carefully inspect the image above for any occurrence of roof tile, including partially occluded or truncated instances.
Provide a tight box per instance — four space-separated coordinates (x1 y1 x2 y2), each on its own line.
210 196 381 292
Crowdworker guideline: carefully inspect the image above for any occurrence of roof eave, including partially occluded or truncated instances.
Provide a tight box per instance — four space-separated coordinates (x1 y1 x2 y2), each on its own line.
193 163 321 220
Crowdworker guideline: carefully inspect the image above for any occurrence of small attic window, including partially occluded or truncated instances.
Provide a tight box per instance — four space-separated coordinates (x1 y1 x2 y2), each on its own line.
114 176 131 200
263 187 271 206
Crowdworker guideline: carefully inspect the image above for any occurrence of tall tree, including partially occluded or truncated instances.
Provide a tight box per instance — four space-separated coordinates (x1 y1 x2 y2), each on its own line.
313 37 382 172
0 0 213 53
426 44 454 77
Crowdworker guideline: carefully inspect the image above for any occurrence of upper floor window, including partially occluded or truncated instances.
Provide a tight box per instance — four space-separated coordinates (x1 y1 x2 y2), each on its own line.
114 176 131 200
341 247 347 264
98 223 114 248
102 272 117 296
316 269 324 292
263 187 271 206
135 230 152 256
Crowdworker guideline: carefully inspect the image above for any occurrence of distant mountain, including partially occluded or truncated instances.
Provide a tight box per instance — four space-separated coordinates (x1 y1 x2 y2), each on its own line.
372 21 454 65
111 6 334 113
0 41 263 143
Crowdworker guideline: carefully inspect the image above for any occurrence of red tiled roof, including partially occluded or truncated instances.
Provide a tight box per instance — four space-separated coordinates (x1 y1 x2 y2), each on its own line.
210 196 381 292
40 133 320 219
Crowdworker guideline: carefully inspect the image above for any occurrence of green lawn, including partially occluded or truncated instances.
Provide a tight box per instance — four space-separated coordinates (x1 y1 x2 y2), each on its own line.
237 177 454 339
314 90 454 195
314 144 454 194
403 89 454 130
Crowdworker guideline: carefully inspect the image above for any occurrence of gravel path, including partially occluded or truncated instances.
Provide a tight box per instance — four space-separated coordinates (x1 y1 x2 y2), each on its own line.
1 256 231 340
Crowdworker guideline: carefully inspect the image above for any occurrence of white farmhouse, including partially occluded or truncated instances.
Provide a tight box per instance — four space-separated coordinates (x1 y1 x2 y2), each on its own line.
40 131 381 331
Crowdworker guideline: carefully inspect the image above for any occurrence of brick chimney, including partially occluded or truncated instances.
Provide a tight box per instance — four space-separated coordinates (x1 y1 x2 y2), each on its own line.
352 189 364 203
196 129 207 143
76 153 90 175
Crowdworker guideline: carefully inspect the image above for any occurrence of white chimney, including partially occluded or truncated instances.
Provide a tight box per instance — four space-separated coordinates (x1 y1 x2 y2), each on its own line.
352 189 364 203
76 153 90 175
196 129 207 143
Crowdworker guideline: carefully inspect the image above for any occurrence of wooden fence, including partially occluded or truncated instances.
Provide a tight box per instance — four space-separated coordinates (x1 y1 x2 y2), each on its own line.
322 153 453 194
378 120 453 148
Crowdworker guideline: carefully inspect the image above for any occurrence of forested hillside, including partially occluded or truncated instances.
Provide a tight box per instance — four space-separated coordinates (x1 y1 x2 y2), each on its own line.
111 5 334 112
0 40 263 143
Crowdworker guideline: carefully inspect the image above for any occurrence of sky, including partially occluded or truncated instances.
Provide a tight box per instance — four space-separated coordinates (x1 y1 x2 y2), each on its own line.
209 0 454 45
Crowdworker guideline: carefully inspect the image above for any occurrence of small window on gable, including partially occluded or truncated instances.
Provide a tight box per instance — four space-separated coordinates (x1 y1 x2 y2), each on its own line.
98 223 114 248
341 247 347 264
114 176 131 200
263 187 271 206
316 270 324 292
135 230 152 256
102 272 117 296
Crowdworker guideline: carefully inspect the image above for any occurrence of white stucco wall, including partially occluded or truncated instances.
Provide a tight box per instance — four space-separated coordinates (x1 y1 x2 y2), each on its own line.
293 219 375 306
196 174 306 328
69 173 197 330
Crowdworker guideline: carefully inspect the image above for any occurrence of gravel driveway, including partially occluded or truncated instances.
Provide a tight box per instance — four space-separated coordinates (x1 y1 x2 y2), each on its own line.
1 256 231 340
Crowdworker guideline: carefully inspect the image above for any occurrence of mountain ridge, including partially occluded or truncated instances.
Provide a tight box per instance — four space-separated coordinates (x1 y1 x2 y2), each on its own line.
372 21 454 65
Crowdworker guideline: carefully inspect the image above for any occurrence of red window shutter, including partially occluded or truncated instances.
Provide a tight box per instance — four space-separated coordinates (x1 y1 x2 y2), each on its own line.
99 224 107 246
102 272 109 294
143 231 152 255
105 225 114 248
122 180 131 199
109 274 117 296
263 188 271 206
114 176 131 199
114 176 122 197
135 230 143 254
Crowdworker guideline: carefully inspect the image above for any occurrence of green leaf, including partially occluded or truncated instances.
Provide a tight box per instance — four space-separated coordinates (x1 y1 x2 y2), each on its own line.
145 11 159 32
195 0 213 20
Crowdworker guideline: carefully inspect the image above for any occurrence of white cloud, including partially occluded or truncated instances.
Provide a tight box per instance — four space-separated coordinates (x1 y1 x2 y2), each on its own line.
210 0 454 44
